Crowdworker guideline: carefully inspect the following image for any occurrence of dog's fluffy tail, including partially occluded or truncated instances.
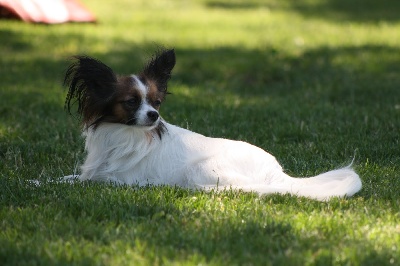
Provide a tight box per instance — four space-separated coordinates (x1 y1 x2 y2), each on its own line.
238 167 362 201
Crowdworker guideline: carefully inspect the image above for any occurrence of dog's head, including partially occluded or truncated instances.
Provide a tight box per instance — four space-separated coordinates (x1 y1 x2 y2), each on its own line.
64 49 176 138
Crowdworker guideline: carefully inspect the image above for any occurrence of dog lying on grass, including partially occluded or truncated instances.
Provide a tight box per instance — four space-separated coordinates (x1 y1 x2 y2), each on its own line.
63 49 362 201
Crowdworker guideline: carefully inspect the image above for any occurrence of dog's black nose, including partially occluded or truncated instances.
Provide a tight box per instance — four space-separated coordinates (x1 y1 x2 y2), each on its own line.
147 111 159 122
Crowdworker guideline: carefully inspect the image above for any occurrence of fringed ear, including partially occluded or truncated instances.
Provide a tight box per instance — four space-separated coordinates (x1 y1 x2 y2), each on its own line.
142 49 176 93
64 56 117 126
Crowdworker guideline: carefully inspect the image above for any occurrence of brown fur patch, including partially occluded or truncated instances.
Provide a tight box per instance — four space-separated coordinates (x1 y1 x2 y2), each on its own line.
115 76 141 101
99 75 143 124
145 79 164 110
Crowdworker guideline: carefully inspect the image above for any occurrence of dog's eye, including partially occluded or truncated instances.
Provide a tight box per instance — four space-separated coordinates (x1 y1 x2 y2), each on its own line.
154 100 162 107
124 98 140 108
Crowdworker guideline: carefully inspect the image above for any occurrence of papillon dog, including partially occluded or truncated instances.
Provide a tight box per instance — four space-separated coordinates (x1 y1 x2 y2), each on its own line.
63 49 362 201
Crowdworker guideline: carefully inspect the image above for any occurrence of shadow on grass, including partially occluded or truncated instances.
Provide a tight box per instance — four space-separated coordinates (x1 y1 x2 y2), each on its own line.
0 28 34 51
0 179 292 264
1 13 399 265
205 0 400 23
0 179 396 265
289 0 400 24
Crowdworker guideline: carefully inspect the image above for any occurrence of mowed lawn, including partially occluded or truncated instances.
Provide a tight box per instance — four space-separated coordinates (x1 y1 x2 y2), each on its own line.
1 0 399 265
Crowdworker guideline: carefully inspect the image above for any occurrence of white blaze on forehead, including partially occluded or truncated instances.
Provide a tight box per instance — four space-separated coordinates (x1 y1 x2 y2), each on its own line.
131 75 148 96
130 75 159 127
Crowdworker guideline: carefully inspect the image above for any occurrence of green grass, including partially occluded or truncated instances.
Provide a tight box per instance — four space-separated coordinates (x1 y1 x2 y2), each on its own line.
1 0 400 265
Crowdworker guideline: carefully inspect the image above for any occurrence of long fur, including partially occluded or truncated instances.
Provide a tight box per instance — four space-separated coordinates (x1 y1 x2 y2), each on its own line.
63 49 362 201
141 48 176 93
64 56 118 128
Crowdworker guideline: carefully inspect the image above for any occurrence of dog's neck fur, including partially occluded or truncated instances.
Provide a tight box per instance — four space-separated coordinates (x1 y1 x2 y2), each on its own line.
81 122 165 182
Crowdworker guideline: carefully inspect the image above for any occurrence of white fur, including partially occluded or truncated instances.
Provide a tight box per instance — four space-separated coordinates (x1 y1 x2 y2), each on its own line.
132 75 147 96
131 75 160 127
73 121 362 201
135 103 159 127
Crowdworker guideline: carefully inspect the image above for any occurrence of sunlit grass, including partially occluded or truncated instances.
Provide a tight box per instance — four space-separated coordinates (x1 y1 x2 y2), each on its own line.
1 0 399 265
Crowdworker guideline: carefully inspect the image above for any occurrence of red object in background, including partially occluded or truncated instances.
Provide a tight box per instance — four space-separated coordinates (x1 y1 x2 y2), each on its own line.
0 0 96 24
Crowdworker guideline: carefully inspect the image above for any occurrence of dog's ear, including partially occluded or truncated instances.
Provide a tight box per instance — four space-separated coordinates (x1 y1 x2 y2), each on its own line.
64 56 117 125
142 49 176 92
